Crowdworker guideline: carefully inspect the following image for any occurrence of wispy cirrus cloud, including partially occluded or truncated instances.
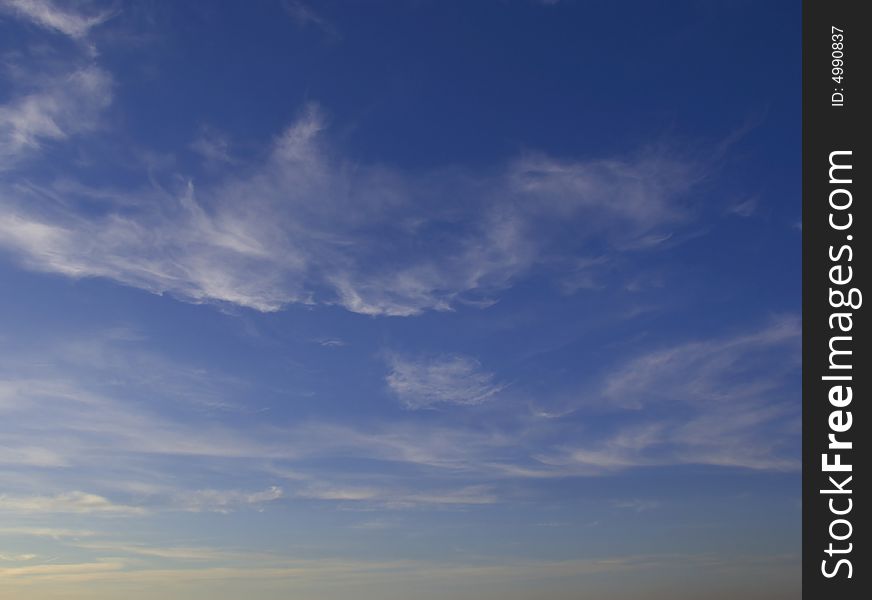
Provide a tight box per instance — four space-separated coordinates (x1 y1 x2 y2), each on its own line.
386 354 506 409
0 0 113 176
0 320 800 520
0 65 111 169
601 315 800 410
174 486 283 514
189 126 235 165
0 0 113 41
0 103 700 316
0 332 516 512
536 317 801 474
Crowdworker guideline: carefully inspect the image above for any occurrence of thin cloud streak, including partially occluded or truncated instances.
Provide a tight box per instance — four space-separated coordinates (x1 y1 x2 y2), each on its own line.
0 0 113 40
0 491 145 515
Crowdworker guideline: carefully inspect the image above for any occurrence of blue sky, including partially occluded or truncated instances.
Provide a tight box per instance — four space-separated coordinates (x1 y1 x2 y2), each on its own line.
0 1 800 598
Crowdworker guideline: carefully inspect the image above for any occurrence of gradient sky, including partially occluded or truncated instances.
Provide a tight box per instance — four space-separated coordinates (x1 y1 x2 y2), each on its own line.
0 1 800 599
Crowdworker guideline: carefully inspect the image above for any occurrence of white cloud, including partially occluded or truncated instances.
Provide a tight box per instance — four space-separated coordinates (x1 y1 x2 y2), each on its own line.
0 0 112 40
602 316 800 409
0 65 112 169
536 318 801 474
0 374 285 463
386 354 506 409
393 486 497 508
0 491 145 515
0 320 800 529
1 333 510 481
726 197 758 218
0 0 113 175
296 485 381 502
0 104 699 316
282 421 516 472
173 486 283 514
0 444 67 467
0 364 560 503
614 499 661 512
190 126 234 165
0 559 125 580
295 482 496 508
0 527 99 539
0 553 37 561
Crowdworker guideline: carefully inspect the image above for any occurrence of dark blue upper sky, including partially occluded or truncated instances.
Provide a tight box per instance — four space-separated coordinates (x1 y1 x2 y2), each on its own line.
0 1 799 598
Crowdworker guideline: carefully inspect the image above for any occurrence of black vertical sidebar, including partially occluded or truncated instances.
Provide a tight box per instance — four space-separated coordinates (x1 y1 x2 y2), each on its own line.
803 1 868 598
